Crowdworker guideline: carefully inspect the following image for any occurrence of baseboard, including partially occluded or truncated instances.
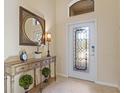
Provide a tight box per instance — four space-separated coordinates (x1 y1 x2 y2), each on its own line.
95 81 119 90
57 73 68 77
56 73 120 90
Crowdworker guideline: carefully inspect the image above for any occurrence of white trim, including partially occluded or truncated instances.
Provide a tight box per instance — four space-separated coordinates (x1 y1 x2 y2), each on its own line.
68 0 80 7
67 19 97 26
67 0 80 17
57 73 120 90
65 23 69 77
95 81 119 89
57 73 68 78
94 19 98 81
66 19 97 82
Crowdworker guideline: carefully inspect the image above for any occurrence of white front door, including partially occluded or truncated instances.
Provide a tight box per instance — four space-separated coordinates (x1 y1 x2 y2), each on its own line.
68 21 97 81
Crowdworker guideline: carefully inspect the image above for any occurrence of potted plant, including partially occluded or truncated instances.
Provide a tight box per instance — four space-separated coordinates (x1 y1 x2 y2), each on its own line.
19 74 33 93
42 67 51 83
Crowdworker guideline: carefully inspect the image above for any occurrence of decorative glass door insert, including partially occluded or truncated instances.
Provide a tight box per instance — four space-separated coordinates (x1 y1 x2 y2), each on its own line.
73 27 89 71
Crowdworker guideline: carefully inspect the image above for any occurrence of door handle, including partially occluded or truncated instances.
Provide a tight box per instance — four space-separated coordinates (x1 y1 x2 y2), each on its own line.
91 45 95 56
91 45 95 52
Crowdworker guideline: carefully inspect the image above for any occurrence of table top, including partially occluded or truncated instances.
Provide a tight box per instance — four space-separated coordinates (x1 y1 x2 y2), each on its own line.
5 56 56 67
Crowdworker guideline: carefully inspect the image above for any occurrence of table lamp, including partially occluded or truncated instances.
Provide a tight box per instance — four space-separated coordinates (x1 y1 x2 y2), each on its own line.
46 33 51 57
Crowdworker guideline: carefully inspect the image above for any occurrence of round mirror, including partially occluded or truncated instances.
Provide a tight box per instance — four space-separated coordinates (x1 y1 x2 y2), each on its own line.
25 18 43 43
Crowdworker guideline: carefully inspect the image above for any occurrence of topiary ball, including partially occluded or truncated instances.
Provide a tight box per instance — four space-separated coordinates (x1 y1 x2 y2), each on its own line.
42 67 51 77
19 74 33 89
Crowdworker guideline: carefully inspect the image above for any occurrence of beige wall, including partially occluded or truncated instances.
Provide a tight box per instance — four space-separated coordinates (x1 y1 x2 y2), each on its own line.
56 0 120 87
4 0 20 59
4 0 56 59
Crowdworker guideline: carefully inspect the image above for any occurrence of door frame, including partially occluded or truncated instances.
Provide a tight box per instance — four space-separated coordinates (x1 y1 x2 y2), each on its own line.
65 19 97 82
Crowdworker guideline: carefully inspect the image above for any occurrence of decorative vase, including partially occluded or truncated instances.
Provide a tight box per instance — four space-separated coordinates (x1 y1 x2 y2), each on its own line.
34 52 41 59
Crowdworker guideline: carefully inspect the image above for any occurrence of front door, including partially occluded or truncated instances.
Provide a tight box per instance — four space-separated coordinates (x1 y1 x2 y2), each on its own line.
68 21 97 81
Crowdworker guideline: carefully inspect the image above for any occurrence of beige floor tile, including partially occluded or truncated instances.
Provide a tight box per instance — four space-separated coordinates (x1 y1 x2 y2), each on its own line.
42 76 119 93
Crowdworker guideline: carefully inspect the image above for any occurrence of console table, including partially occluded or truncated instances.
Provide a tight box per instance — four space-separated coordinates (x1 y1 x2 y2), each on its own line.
4 56 56 93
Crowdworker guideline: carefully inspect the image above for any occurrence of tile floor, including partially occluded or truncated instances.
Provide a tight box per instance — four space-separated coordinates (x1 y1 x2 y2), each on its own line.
42 76 119 93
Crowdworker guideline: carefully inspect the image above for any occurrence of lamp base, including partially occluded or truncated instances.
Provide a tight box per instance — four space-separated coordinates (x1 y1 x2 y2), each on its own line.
47 50 50 57
47 54 50 57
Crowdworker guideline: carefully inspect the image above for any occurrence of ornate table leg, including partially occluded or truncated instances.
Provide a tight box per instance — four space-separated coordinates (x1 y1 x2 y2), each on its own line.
4 74 7 93
10 76 14 93
49 63 51 78
54 57 56 81
34 69 36 87
40 66 42 93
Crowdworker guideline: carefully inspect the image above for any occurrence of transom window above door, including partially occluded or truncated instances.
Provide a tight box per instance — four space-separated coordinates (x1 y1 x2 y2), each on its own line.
69 0 94 17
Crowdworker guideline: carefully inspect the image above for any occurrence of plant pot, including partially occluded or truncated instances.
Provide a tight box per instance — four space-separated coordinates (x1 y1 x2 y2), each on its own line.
24 88 29 93
25 90 28 93
43 76 48 83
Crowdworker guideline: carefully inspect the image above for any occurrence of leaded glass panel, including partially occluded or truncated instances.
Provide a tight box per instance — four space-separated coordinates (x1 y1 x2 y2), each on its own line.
73 27 89 71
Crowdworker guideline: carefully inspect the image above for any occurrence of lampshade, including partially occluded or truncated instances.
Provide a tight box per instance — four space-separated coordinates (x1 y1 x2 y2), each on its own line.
47 33 51 42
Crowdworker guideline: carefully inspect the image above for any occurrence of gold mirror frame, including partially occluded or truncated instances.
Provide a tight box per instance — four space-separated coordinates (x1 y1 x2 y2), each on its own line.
19 6 45 46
